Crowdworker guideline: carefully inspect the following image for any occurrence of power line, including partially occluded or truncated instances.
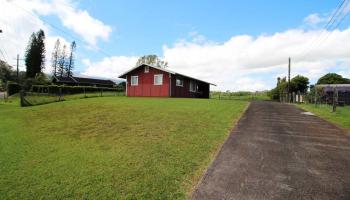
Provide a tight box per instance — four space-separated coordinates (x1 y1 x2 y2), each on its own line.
320 2 350 44
0 49 7 62
7 0 113 58
312 0 350 47
298 0 349 60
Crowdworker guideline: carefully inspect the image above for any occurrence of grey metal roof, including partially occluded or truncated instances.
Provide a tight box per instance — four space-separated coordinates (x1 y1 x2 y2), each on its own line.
53 76 115 86
316 84 350 92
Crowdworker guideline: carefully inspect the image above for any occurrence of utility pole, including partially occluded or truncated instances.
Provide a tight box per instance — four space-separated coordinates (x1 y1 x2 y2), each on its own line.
14 54 24 82
288 57 291 103
16 54 19 81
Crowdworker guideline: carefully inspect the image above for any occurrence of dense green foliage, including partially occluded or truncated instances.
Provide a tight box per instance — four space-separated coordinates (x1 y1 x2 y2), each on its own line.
25 30 46 78
316 73 350 84
298 104 350 130
269 75 309 100
0 97 247 199
136 55 168 68
290 75 309 93
6 81 21 96
0 60 13 86
268 77 288 100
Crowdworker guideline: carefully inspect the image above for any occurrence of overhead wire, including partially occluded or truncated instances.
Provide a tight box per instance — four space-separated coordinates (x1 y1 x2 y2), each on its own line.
297 0 349 60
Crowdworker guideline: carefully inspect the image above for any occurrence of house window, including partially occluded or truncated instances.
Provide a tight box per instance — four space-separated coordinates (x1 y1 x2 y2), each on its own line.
154 74 163 85
176 78 183 87
131 76 138 86
189 81 196 92
144 66 149 73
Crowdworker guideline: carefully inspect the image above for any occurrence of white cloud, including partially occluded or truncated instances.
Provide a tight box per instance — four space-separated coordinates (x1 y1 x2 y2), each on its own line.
304 13 326 27
82 27 350 91
0 0 111 75
82 56 139 79
6 0 112 47
0 0 71 73
47 0 112 47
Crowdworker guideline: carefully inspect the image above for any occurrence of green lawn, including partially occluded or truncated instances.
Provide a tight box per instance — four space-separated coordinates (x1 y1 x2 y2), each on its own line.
297 104 350 131
0 97 247 199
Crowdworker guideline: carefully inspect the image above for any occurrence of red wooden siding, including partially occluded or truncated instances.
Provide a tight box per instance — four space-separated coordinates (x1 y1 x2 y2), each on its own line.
126 66 170 97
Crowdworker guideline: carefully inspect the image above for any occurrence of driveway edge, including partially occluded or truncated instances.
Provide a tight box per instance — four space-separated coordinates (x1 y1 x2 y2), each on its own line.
187 101 251 199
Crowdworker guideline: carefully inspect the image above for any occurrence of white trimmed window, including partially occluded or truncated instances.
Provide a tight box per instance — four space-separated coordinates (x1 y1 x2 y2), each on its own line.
154 74 163 85
144 66 149 73
189 81 196 92
131 76 138 86
176 78 183 87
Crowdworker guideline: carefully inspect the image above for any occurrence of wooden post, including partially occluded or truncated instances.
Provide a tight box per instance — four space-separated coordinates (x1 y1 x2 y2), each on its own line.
332 87 337 112
20 90 25 107
314 89 318 107
58 87 62 101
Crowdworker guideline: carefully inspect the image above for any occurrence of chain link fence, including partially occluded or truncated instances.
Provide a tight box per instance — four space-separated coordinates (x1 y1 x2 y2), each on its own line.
20 85 125 107
210 91 269 101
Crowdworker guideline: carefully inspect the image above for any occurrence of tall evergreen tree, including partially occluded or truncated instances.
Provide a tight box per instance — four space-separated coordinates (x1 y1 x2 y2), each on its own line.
51 39 61 77
24 29 46 78
58 44 67 77
24 33 37 78
67 41 76 77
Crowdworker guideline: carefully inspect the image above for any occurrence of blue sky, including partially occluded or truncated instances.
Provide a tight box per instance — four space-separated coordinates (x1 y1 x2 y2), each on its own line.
1 0 350 91
74 0 338 56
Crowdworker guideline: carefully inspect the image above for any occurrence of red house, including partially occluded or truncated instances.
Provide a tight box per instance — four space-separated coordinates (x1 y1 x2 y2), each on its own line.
118 64 215 98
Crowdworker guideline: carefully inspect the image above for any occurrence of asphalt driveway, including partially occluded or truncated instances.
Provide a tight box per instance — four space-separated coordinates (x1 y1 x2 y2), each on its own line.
191 101 350 200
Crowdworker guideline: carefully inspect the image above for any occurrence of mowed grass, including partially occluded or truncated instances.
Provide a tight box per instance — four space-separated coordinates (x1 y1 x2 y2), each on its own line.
0 97 247 199
297 104 350 131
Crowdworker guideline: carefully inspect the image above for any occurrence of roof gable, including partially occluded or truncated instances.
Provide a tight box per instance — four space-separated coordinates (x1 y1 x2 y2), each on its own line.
118 64 216 86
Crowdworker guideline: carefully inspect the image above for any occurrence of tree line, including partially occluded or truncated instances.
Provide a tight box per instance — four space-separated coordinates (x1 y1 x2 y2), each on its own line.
268 73 350 100
22 29 76 80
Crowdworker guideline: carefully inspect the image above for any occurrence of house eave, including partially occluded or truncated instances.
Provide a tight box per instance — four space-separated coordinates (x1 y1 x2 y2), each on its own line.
118 64 216 86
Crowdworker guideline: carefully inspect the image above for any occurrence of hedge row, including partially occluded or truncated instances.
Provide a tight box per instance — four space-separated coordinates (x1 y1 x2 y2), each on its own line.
7 81 21 96
31 85 123 95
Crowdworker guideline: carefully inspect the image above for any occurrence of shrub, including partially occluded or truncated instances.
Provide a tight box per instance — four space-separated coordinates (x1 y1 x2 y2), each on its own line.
7 81 21 96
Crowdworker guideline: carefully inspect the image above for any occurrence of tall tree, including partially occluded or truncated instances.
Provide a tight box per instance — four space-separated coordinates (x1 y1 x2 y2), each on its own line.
0 60 14 85
290 75 309 93
25 30 46 78
58 44 67 77
24 33 37 78
66 41 76 77
51 39 61 77
317 73 350 84
268 77 288 100
136 55 168 68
